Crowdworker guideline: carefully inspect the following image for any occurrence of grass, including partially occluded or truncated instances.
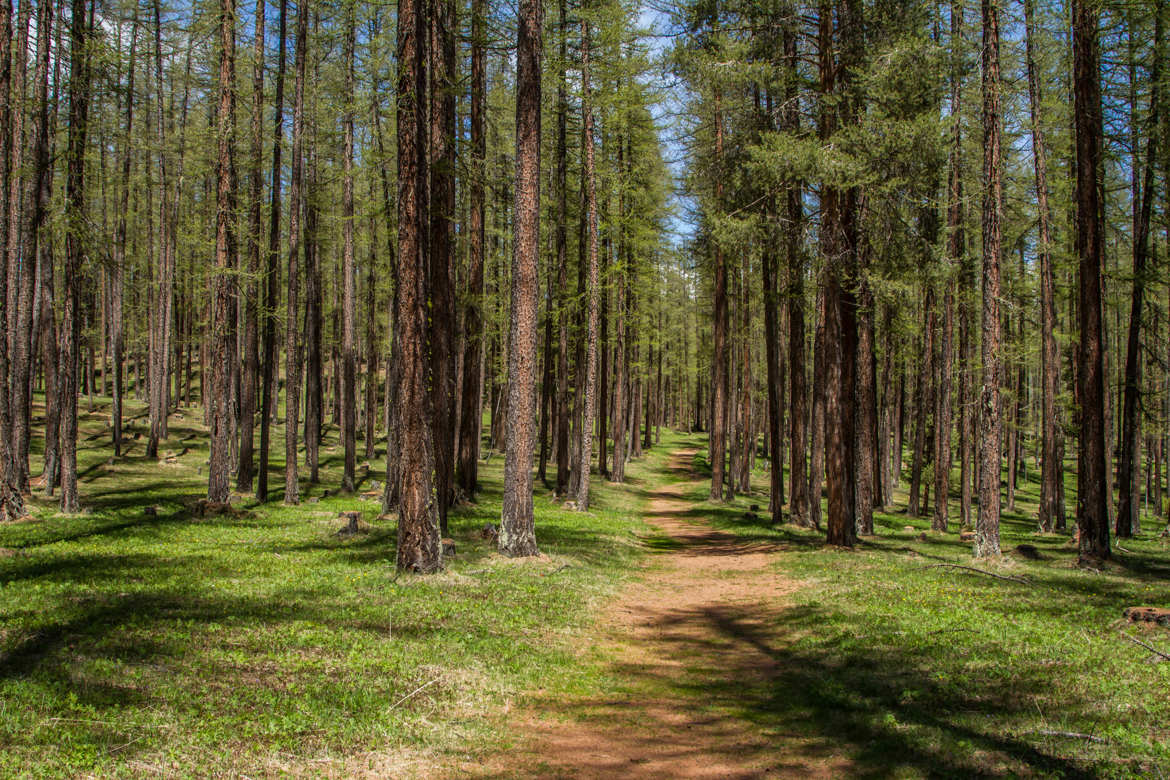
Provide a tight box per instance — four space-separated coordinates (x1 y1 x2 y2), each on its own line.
0 395 666 777
5 393 1170 778
684 439 1170 778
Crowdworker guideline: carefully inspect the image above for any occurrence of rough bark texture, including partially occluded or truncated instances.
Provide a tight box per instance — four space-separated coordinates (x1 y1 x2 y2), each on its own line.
147 0 174 461
820 0 860 548
709 89 728 502
950 0 974 532
257 0 286 503
784 9 809 527
457 0 487 498
208 0 238 503
552 0 571 496
0 0 16 518
763 211 783 524
1073 0 1110 563
340 2 357 493
429 0 457 533
910 287 934 517
499 0 542 557
856 267 877 536
395 0 442 572
572 19 600 511
59 0 93 515
975 0 1003 558
1116 3 1161 538
933 281 954 533
284 1 307 504
1024 0 1062 533
237 0 263 493
15 0 54 488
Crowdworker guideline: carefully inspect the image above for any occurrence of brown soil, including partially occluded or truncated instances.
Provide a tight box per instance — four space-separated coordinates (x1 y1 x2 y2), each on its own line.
466 449 851 779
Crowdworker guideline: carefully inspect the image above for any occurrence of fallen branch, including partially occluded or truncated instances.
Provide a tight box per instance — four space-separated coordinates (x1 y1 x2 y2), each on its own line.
1120 631 1170 663
922 563 1030 584
543 564 571 576
1029 729 1105 744
388 677 441 712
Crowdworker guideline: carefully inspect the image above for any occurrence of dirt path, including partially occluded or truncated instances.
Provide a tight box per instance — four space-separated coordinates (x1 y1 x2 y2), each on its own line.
473 448 849 779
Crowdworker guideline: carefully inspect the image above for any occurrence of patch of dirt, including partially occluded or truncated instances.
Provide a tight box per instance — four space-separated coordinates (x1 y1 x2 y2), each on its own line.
463 449 850 779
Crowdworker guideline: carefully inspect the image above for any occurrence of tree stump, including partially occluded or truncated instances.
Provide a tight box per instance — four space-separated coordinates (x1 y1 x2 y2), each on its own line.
1123 606 1170 626
442 538 456 557
338 511 362 536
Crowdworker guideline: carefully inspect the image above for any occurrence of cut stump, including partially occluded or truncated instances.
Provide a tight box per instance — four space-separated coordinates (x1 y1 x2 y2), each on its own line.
1123 607 1170 626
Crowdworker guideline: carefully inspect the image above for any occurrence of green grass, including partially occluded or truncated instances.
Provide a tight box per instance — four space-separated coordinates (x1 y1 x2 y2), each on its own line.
0 396 669 777
7 396 1170 778
683 439 1170 778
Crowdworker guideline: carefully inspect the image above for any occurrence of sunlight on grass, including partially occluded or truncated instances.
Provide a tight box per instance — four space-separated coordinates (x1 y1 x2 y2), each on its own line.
0 395 667 777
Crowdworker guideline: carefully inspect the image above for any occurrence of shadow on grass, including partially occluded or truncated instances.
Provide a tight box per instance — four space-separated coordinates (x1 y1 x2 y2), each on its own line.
512 595 1104 778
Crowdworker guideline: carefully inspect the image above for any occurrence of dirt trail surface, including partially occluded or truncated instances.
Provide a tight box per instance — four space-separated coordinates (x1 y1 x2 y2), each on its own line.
468 449 849 779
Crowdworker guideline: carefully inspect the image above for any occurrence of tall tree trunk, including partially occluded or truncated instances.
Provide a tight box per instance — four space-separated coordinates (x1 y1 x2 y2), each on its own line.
784 17 809 527
303 146 321 484
1024 0 1062 533
38 106 59 495
395 0 442 571
257 0 286 502
340 1 357 492
552 0 570 495
208 0 238 503
0 0 14 514
59 0 93 514
763 205 783 523
1117 2 1162 538
147 0 174 460
933 280 954 532
856 255 877 535
1073 0 1110 562
612 228 627 483
910 288 933 516
709 88 729 502
457 0 487 498
429 0 457 533
808 285 826 530
237 0 264 492
820 0 860 547
975 0 1003 557
15 0 54 489
500 0 542 556
284 0 307 504
572 17 600 511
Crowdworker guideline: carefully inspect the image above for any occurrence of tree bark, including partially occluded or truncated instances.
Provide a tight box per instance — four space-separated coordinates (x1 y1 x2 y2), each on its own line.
395 0 442 571
572 18 601 511
457 0 487 498
340 1 357 492
59 0 94 514
820 0 860 547
0 0 14 514
709 88 728 502
14 0 55 489
500 0 542 556
552 0 570 495
257 0 286 503
429 0 457 534
1073 0 1110 562
208 0 238 503
975 0 1004 557
1116 2 1162 538
237 0 264 493
284 0 307 504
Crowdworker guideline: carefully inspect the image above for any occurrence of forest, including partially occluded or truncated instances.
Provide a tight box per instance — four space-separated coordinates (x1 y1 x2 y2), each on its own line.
1 0 1169 775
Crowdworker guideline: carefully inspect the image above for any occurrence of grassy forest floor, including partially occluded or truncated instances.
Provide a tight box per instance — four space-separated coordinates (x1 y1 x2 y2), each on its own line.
1 395 1169 777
